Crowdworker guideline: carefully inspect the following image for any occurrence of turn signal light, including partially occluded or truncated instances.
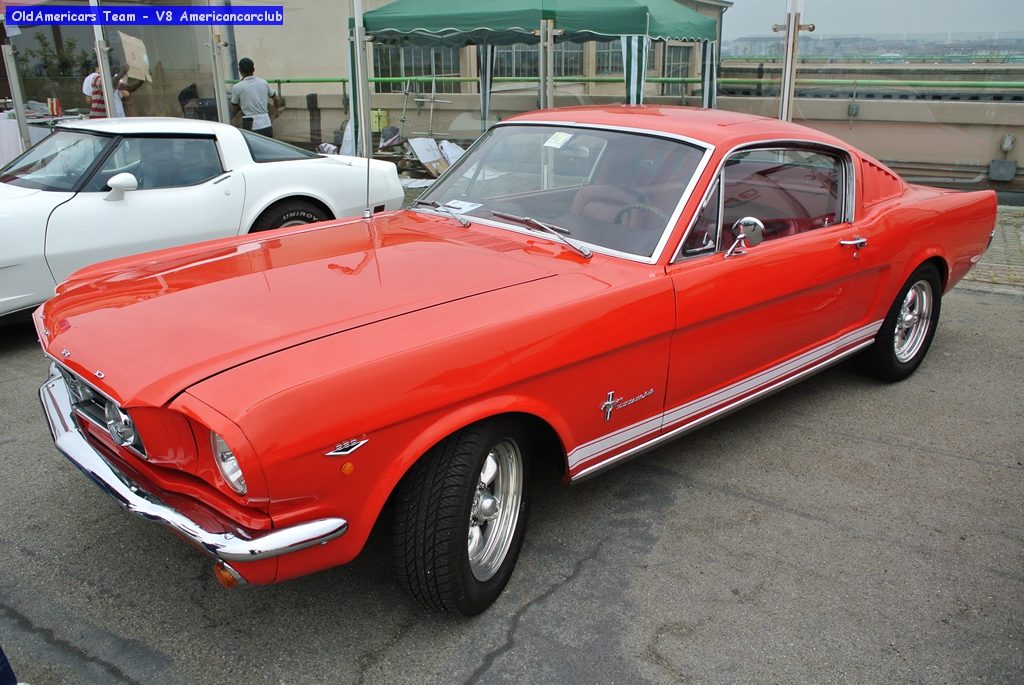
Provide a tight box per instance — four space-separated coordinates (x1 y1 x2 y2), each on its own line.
213 561 240 589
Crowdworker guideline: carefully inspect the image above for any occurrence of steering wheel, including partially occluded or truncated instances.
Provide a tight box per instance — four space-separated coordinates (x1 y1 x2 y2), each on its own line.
614 203 670 225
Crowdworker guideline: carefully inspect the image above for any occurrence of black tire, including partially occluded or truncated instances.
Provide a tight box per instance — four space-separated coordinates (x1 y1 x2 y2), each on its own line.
250 200 330 232
393 419 532 615
857 263 942 382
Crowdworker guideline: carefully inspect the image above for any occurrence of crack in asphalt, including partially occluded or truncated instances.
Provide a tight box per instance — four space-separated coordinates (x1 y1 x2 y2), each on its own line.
644 618 711 681
0 601 144 685
356 614 419 685
464 540 604 685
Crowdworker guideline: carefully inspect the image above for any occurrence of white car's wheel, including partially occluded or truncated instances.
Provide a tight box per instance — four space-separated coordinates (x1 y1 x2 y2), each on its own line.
250 200 330 232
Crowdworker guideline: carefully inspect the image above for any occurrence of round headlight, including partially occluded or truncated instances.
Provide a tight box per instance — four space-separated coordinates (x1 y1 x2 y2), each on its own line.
104 401 136 447
212 432 247 495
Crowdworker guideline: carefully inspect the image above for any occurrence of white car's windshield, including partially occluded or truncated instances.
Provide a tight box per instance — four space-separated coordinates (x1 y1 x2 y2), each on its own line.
420 124 705 258
0 130 113 191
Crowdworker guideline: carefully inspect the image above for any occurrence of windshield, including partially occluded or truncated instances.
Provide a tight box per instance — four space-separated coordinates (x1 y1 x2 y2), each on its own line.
420 124 705 258
0 129 113 191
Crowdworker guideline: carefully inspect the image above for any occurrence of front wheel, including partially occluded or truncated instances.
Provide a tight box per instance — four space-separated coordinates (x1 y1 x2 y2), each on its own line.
857 263 942 382
393 419 532 615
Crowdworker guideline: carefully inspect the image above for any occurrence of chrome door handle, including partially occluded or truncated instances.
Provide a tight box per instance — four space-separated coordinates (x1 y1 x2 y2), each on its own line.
839 237 868 248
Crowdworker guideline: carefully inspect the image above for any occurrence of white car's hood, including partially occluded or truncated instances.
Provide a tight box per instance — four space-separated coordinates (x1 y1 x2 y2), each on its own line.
0 181 73 233
0 181 45 202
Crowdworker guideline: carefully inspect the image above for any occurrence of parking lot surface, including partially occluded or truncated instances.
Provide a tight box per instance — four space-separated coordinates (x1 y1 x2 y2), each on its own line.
1 244 1022 684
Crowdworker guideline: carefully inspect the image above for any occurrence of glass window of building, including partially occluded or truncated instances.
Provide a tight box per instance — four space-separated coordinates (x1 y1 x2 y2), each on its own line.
494 43 583 78
595 39 624 75
373 45 461 94
662 45 691 96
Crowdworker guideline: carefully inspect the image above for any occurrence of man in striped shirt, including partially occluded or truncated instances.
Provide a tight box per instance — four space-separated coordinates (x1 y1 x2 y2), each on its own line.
86 66 139 118
87 70 108 118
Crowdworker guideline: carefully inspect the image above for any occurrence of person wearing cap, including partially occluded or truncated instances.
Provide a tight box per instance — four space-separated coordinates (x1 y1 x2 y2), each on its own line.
230 57 280 138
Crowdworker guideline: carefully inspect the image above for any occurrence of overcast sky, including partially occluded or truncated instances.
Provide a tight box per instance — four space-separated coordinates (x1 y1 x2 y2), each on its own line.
721 0 1024 39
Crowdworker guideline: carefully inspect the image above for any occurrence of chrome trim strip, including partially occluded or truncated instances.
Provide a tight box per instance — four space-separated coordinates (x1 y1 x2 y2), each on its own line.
571 337 876 483
567 320 883 472
45 353 120 406
39 364 348 562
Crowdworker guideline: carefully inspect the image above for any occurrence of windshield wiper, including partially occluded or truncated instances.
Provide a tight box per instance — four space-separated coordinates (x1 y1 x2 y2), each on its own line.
490 211 592 259
412 199 471 227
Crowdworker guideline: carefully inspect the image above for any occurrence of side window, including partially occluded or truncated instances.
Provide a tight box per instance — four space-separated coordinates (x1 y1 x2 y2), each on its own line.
720 148 844 245
676 177 720 260
241 129 319 162
86 137 223 191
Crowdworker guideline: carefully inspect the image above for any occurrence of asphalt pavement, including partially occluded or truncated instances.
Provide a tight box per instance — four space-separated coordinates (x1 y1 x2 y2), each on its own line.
0 211 1021 684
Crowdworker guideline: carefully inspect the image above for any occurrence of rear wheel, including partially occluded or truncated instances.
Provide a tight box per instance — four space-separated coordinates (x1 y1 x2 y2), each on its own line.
250 200 330 232
857 263 942 382
393 419 532 615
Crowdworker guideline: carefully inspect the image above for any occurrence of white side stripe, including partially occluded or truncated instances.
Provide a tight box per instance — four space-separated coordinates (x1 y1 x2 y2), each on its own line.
567 321 883 469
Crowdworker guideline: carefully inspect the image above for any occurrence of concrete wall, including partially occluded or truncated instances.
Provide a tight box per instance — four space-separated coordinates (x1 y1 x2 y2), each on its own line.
272 89 1022 194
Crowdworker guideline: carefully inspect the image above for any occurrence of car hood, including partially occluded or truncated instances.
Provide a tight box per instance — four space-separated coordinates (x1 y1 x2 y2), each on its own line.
0 182 44 202
38 212 559 406
0 182 71 223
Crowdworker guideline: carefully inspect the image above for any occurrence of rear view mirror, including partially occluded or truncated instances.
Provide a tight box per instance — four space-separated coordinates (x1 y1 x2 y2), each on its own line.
105 172 138 202
725 216 765 258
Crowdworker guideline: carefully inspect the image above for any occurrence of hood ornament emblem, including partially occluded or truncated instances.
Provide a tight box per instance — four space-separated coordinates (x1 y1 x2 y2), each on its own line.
95 371 105 379
61 348 71 357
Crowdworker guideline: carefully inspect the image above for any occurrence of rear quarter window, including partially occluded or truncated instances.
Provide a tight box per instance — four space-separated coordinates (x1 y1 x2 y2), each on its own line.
241 130 319 162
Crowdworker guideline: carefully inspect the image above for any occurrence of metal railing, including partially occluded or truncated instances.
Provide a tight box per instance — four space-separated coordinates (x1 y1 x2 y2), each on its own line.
243 74 1024 90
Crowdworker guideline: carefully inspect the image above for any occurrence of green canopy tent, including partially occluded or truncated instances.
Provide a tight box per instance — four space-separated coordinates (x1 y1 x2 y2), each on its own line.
350 0 717 154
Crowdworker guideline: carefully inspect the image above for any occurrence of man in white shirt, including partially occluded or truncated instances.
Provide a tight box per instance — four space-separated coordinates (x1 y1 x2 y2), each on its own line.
81 62 99 107
230 57 280 137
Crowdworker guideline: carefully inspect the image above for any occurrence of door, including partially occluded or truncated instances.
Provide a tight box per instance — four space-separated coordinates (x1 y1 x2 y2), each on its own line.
663 145 878 433
44 135 246 282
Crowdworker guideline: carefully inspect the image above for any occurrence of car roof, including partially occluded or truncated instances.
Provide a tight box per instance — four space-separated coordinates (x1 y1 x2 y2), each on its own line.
504 105 852 152
56 116 230 137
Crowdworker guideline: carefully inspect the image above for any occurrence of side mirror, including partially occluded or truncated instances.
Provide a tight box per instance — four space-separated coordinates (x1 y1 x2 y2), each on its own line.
725 216 765 258
104 172 138 202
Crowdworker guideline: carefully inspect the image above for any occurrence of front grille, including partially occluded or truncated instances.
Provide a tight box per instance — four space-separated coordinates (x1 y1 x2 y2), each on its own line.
57 365 147 458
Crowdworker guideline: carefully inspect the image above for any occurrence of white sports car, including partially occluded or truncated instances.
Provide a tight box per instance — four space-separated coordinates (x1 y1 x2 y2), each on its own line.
0 117 404 318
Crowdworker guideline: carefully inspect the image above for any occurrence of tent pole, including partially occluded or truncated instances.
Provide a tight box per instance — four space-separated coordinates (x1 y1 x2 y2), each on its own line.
545 20 555 109
351 0 373 158
477 44 494 133
536 20 548 109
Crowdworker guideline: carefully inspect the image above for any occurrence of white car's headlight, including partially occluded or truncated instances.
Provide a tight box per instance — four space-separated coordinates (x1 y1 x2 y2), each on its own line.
212 432 247 495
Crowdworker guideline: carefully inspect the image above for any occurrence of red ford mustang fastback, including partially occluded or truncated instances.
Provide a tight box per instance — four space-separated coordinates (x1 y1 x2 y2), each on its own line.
37 106 996 615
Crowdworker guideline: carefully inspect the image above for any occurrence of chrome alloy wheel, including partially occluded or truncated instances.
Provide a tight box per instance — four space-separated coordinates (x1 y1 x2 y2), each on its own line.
894 279 933 363
279 219 311 228
467 439 523 582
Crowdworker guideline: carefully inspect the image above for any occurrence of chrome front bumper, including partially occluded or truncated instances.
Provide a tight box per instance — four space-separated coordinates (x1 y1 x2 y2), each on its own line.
39 363 348 563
